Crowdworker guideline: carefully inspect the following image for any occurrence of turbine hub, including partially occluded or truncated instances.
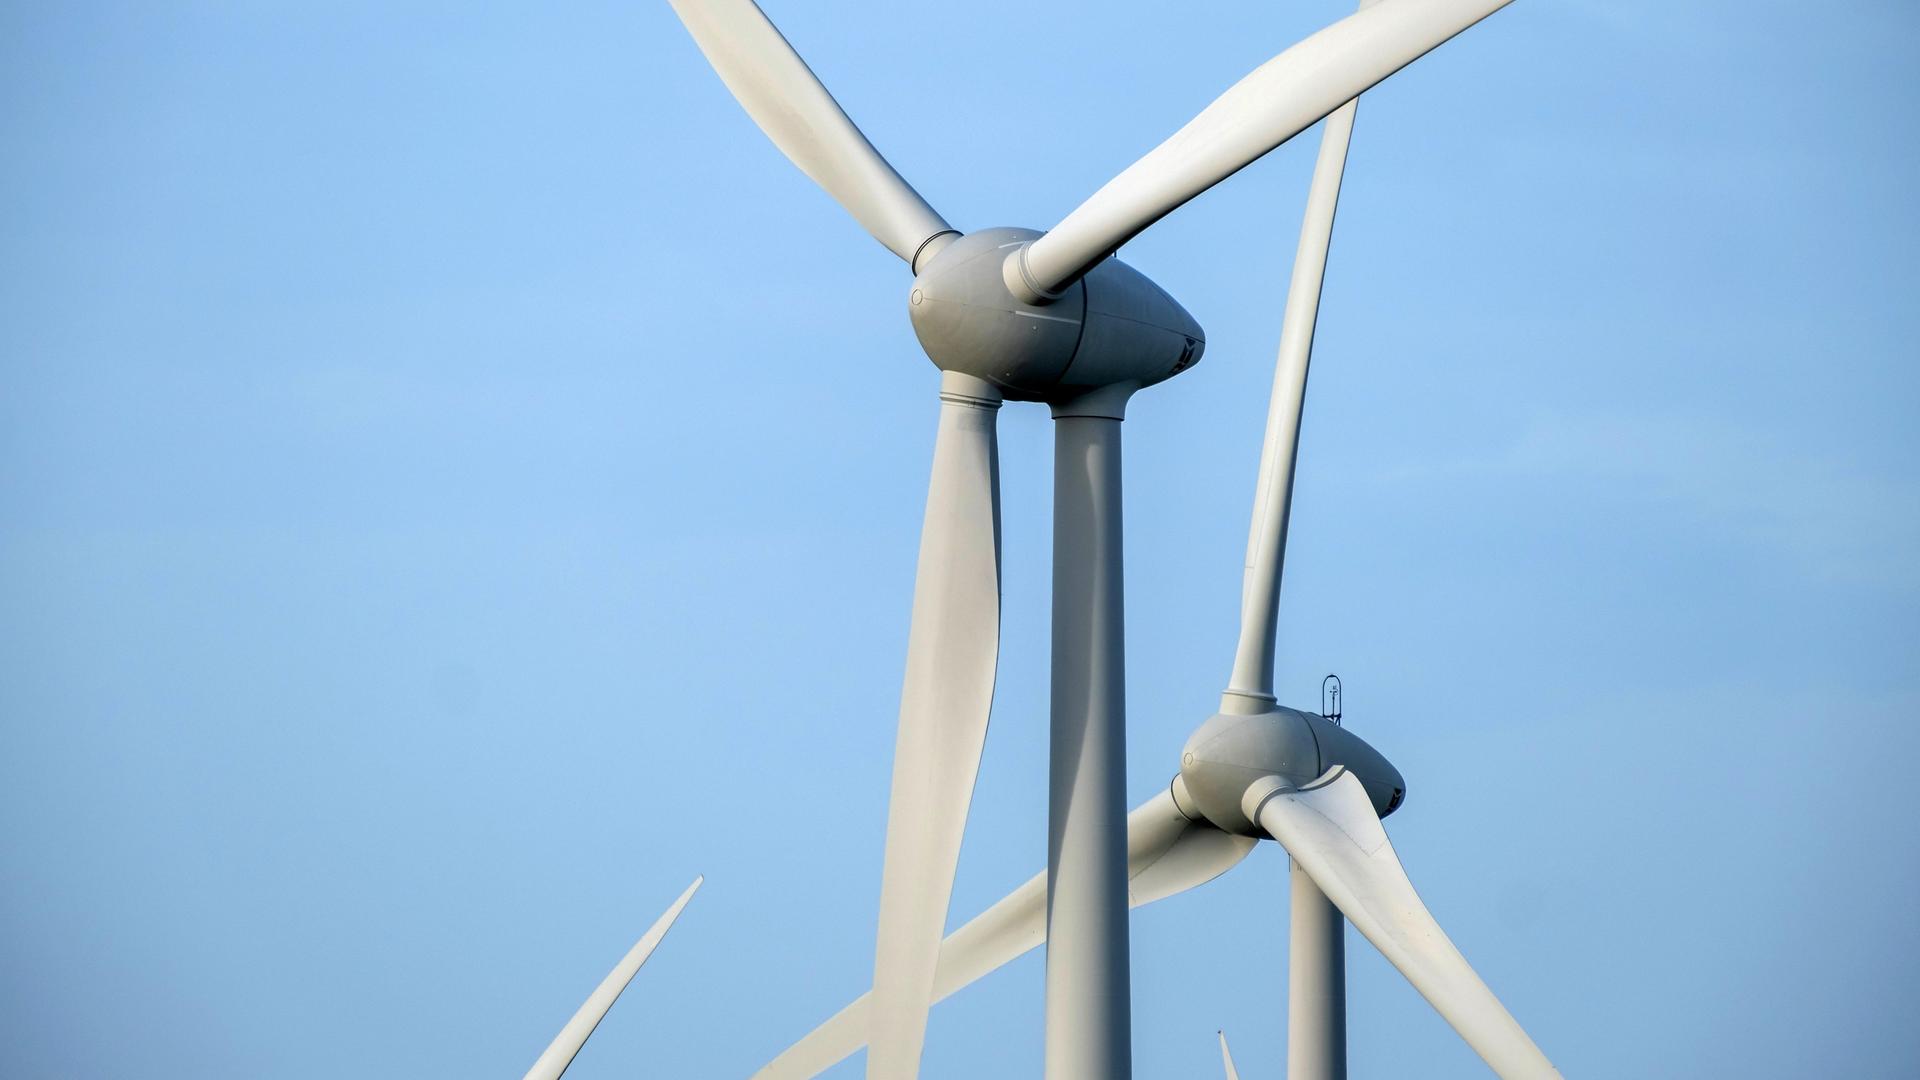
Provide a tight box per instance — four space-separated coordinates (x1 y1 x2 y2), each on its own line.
907 227 1204 404
1175 707 1406 836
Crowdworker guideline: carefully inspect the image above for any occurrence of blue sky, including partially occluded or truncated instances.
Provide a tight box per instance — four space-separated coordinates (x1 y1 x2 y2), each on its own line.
2 1 1917 1077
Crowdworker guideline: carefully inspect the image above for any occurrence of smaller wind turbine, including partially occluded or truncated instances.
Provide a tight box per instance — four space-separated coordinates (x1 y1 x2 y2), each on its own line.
521 875 703 1080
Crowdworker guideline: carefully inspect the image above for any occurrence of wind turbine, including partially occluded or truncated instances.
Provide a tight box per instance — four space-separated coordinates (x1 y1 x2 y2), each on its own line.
665 1 1518 1076
751 680 1562 1073
740 2 1561 1074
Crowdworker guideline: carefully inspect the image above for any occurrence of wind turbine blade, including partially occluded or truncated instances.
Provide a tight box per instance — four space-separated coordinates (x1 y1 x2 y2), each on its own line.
1251 771 1561 1079
521 876 703 1080
1012 0 1511 300
755 789 1254 1078
666 0 955 265
866 372 1004 1079
1125 788 1261 908
1218 1030 1242 1080
1228 55 1364 705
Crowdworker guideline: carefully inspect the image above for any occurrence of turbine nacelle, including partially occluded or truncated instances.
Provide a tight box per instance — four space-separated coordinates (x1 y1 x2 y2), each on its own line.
1175 707 1406 836
908 228 1204 404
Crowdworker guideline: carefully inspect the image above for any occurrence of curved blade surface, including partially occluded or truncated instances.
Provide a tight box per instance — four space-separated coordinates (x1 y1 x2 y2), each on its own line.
866 374 1004 1079
1230 82 1361 701
666 0 953 264
757 789 1254 1078
1218 1030 1242 1080
1016 0 1511 297
1124 789 1260 908
522 875 703 1080
1253 771 1561 1079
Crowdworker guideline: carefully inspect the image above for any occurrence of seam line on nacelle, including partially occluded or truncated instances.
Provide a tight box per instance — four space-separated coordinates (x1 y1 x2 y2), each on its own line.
1043 278 1092 399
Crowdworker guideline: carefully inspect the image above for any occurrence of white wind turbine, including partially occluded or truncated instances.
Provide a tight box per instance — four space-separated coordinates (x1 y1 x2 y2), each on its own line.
660 1 1525 1076
737 3 1562 1077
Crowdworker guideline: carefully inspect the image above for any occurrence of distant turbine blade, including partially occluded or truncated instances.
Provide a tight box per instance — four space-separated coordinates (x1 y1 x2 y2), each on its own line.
866 372 1004 1079
522 876 703 1080
665 0 955 265
755 789 1255 1078
1251 771 1561 1079
1011 0 1512 300
1218 1030 1242 1080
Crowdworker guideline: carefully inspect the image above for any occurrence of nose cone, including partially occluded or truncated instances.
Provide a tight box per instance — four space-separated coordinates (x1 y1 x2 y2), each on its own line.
908 227 1082 400
1178 708 1406 836
1179 708 1323 836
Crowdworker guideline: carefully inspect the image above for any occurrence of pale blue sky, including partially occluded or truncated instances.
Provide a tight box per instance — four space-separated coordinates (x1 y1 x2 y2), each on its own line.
3 2 1917 1077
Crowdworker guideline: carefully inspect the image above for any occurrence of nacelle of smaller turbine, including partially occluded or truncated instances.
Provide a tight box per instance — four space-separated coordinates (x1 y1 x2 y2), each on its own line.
908 228 1204 403
1175 707 1406 836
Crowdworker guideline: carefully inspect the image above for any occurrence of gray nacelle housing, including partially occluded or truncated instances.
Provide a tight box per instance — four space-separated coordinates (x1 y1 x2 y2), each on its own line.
1176 707 1406 836
907 227 1205 403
